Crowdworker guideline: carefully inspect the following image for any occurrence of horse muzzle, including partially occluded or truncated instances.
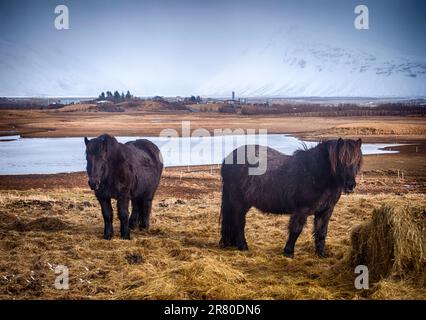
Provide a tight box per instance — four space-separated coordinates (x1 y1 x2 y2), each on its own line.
343 181 356 194
343 188 354 194
88 180 100 191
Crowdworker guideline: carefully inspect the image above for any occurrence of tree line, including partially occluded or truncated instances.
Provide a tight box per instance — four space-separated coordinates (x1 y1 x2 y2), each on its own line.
239 102 426 117
98 90 133 102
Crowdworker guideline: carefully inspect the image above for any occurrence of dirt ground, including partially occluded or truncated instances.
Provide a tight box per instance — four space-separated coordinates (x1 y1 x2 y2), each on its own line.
0 109 425 143
0 110 425 299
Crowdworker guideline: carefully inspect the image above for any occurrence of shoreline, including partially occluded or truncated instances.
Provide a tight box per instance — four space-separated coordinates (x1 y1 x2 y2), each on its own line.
0 111 424 191
0 144 412 178
1 141 425 194
1 131 425 144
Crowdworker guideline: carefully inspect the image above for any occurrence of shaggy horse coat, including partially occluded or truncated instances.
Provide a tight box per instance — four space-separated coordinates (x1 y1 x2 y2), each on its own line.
220 138 362 257
85 134 163 239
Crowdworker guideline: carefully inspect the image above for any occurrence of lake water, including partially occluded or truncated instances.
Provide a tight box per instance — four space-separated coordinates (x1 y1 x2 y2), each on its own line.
0 134 401 175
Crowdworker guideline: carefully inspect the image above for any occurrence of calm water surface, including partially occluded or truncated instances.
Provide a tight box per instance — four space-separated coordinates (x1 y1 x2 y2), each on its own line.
0 135 401 175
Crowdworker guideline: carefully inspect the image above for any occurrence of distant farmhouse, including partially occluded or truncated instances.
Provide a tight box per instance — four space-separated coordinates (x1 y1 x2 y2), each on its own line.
224 91 247 105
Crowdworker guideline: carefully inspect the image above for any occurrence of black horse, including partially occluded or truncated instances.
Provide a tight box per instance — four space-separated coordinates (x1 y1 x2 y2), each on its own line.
220 138 362 258
84 134 163 240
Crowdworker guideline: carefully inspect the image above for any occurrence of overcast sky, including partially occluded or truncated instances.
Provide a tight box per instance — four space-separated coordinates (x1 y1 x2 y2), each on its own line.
0 0 425 97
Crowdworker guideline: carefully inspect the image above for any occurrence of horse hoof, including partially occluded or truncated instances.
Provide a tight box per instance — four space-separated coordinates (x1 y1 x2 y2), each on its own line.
283 252 294 258
237 243 249 251
316 251 329 258
219 239 234 249
283 249 294 258
103 234 113 240
121 235 131 240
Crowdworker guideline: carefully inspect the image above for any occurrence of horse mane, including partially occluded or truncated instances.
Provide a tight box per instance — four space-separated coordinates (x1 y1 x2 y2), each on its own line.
292 140 323 156
98 134 118 146
293 139 362 175
326 139 363 175
85 133 118 156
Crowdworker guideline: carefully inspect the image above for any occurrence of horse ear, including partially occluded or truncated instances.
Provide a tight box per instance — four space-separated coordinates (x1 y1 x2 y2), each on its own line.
84 137 89 146
356 138 362 148
327 141 338 175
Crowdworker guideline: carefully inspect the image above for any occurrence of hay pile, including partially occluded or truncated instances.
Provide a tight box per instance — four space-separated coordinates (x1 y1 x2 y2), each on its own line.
350 202 426 286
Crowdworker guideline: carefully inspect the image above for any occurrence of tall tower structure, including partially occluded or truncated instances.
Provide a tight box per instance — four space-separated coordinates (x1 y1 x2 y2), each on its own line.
232 91 235 101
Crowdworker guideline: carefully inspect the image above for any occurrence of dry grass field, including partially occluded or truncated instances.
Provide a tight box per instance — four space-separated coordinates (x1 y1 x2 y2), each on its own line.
0 155 425 300
0 108 425 142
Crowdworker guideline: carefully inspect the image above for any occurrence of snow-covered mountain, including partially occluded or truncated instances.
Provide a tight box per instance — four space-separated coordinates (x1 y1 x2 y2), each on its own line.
198 32 426 98
1 30 426 98
0 38 124 97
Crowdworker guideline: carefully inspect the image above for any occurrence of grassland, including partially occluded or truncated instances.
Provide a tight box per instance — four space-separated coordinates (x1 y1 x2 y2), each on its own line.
0 150 425 300
0 107 425 143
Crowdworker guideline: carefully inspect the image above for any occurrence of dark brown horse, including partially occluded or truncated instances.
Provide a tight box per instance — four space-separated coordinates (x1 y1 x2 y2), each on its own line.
84 134 163 240
220 138 362 258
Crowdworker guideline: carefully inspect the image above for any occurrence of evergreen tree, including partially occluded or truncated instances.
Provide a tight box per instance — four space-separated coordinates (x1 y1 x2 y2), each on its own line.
125 90 132 99
106 91 113 100
99 92 106 100
114 91 121 101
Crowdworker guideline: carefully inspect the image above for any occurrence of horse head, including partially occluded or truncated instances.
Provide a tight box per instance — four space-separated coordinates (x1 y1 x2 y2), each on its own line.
84 134 117 191
327 138 363 193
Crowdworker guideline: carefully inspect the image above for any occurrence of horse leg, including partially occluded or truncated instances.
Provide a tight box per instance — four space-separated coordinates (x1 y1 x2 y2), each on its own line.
313 207 333 258
220 185 238 248
117 197 131 240
219 185 232 248
233 203 250 250
283 211 308 258
129 198 139 230
219 185 249 250
98 197 113 240
139 199 152 230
